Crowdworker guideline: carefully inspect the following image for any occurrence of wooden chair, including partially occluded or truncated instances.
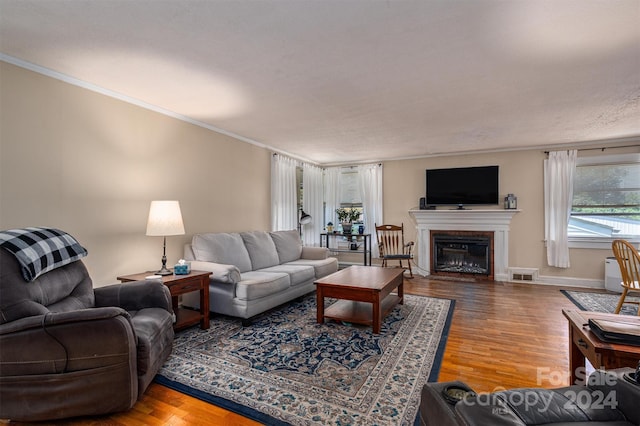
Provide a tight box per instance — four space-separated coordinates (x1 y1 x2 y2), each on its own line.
611 239 640 315
375 223 414 278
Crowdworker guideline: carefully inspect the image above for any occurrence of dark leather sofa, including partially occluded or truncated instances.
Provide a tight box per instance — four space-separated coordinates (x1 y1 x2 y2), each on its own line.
0 249 175 421
419 368 640 426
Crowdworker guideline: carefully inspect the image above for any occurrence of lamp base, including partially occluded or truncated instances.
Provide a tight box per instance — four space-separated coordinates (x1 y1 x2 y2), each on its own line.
156 267 173 276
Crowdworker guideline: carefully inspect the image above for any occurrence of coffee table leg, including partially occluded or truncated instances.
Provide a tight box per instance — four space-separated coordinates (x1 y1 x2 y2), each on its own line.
372 299 381 333
398 279 404 304
316 287 325 324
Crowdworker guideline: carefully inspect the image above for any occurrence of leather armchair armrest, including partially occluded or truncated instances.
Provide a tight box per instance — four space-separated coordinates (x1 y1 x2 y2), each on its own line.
0 308 137 376
95 280 172 313
587 368 640 425
301 246 330 260
420 381 473 426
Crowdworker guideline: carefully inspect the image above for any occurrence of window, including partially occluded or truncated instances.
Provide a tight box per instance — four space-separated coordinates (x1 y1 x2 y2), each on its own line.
338 169 363 225
569 153 640 247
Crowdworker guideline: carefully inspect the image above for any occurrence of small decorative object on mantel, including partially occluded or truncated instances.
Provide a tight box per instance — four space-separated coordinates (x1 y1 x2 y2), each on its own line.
504 193 517 209
174 259 191 275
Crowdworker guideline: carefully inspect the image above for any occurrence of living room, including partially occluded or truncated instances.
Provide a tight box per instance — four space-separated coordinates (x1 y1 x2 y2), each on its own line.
3 60 637 289
1 1 639 425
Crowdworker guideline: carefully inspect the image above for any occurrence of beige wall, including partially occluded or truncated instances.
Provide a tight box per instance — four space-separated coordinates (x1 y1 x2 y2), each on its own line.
1 62 622 287
1 62 270 286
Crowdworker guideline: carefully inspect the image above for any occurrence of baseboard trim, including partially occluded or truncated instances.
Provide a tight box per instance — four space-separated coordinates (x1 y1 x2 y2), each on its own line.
348 261 606 289
511 275 605 289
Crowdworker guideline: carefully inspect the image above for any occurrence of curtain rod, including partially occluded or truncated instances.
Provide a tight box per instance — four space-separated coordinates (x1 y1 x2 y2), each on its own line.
544 144 640 154
340 163 382 169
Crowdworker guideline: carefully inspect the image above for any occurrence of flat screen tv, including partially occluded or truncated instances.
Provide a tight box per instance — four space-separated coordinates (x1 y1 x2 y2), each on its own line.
426 165 499 208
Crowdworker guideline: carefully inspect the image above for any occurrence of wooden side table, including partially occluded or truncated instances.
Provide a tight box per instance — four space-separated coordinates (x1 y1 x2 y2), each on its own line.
563 309 640 384
118 270 211 331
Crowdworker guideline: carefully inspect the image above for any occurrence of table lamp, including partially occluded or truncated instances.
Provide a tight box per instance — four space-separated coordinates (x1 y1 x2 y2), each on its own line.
146 200 185 275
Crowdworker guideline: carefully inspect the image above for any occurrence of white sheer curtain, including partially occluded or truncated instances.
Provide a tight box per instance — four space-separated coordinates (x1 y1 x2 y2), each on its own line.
271 154 298 232
302 163 324 246
359 163 383 258
323 167 341 227
544 150 577 268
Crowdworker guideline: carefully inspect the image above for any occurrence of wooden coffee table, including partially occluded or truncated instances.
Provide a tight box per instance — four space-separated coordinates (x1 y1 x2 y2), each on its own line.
563 310 640 384
314 266 404 333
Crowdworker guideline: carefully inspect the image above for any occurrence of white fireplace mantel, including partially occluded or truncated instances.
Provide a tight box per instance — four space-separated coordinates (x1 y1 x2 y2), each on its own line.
408 209 519 281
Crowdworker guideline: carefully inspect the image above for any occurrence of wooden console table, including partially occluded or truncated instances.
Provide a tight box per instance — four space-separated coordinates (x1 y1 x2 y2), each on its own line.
118 270 211 331
563 309 640 384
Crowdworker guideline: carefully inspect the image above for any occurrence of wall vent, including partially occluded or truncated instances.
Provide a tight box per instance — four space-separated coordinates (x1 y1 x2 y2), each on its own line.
509 268 539 282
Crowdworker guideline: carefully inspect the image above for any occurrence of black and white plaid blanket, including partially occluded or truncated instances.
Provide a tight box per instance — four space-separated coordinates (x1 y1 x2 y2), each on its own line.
0 227 88 282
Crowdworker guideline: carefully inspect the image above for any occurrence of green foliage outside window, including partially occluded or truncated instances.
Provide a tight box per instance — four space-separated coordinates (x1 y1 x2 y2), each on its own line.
572 163 640 220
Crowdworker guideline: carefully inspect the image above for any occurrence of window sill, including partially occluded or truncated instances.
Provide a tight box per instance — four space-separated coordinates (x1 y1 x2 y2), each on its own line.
568 236 640 249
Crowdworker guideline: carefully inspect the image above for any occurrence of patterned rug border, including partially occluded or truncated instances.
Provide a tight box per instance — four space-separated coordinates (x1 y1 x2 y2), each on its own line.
155 294 456 426
560 289 639 315
560 289 591 311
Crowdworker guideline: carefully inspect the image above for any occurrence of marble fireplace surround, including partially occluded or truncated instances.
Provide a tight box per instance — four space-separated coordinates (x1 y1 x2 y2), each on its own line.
408 209 519 281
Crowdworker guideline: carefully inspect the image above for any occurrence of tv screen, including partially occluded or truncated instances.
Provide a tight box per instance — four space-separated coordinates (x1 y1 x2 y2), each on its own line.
426 165 499 207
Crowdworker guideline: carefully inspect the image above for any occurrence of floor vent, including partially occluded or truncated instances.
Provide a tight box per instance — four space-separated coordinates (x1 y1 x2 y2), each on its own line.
509 268 538 282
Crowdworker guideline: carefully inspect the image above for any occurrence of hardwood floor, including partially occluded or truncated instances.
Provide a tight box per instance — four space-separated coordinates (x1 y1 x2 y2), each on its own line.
9 276 587 425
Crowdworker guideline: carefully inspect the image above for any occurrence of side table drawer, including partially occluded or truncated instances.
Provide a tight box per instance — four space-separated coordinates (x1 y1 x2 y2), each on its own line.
169 278 202 294
572 327 598 364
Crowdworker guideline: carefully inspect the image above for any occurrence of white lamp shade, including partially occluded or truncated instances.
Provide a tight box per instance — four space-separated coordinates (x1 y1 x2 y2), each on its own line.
146 200 185 236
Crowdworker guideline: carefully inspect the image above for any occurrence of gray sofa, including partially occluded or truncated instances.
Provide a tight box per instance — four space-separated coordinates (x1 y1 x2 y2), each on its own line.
182 229 338 321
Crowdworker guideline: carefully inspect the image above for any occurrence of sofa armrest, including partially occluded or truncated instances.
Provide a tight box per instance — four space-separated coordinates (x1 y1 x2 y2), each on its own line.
190 260 241 284
94 280 172 313
301 246 330 260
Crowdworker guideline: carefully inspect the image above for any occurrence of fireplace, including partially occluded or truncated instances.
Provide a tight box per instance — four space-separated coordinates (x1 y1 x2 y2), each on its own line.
409 209 518 281
430 231 494 279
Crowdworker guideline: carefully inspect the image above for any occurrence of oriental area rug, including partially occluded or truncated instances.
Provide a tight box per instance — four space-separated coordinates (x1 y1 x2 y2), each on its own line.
156 293 454 426
561 290 639 316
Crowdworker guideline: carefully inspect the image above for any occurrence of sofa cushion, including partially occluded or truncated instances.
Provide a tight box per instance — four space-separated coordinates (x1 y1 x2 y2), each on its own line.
269 230 302 264
301 246 330 260
286 258 338 279
235 271 290 301
240 231 280 270
192 233 252 273
259 264 315 287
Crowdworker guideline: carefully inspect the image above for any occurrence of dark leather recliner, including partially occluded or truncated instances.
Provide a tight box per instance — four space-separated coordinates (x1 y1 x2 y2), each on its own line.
0 249 175 421
419 368 640 426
